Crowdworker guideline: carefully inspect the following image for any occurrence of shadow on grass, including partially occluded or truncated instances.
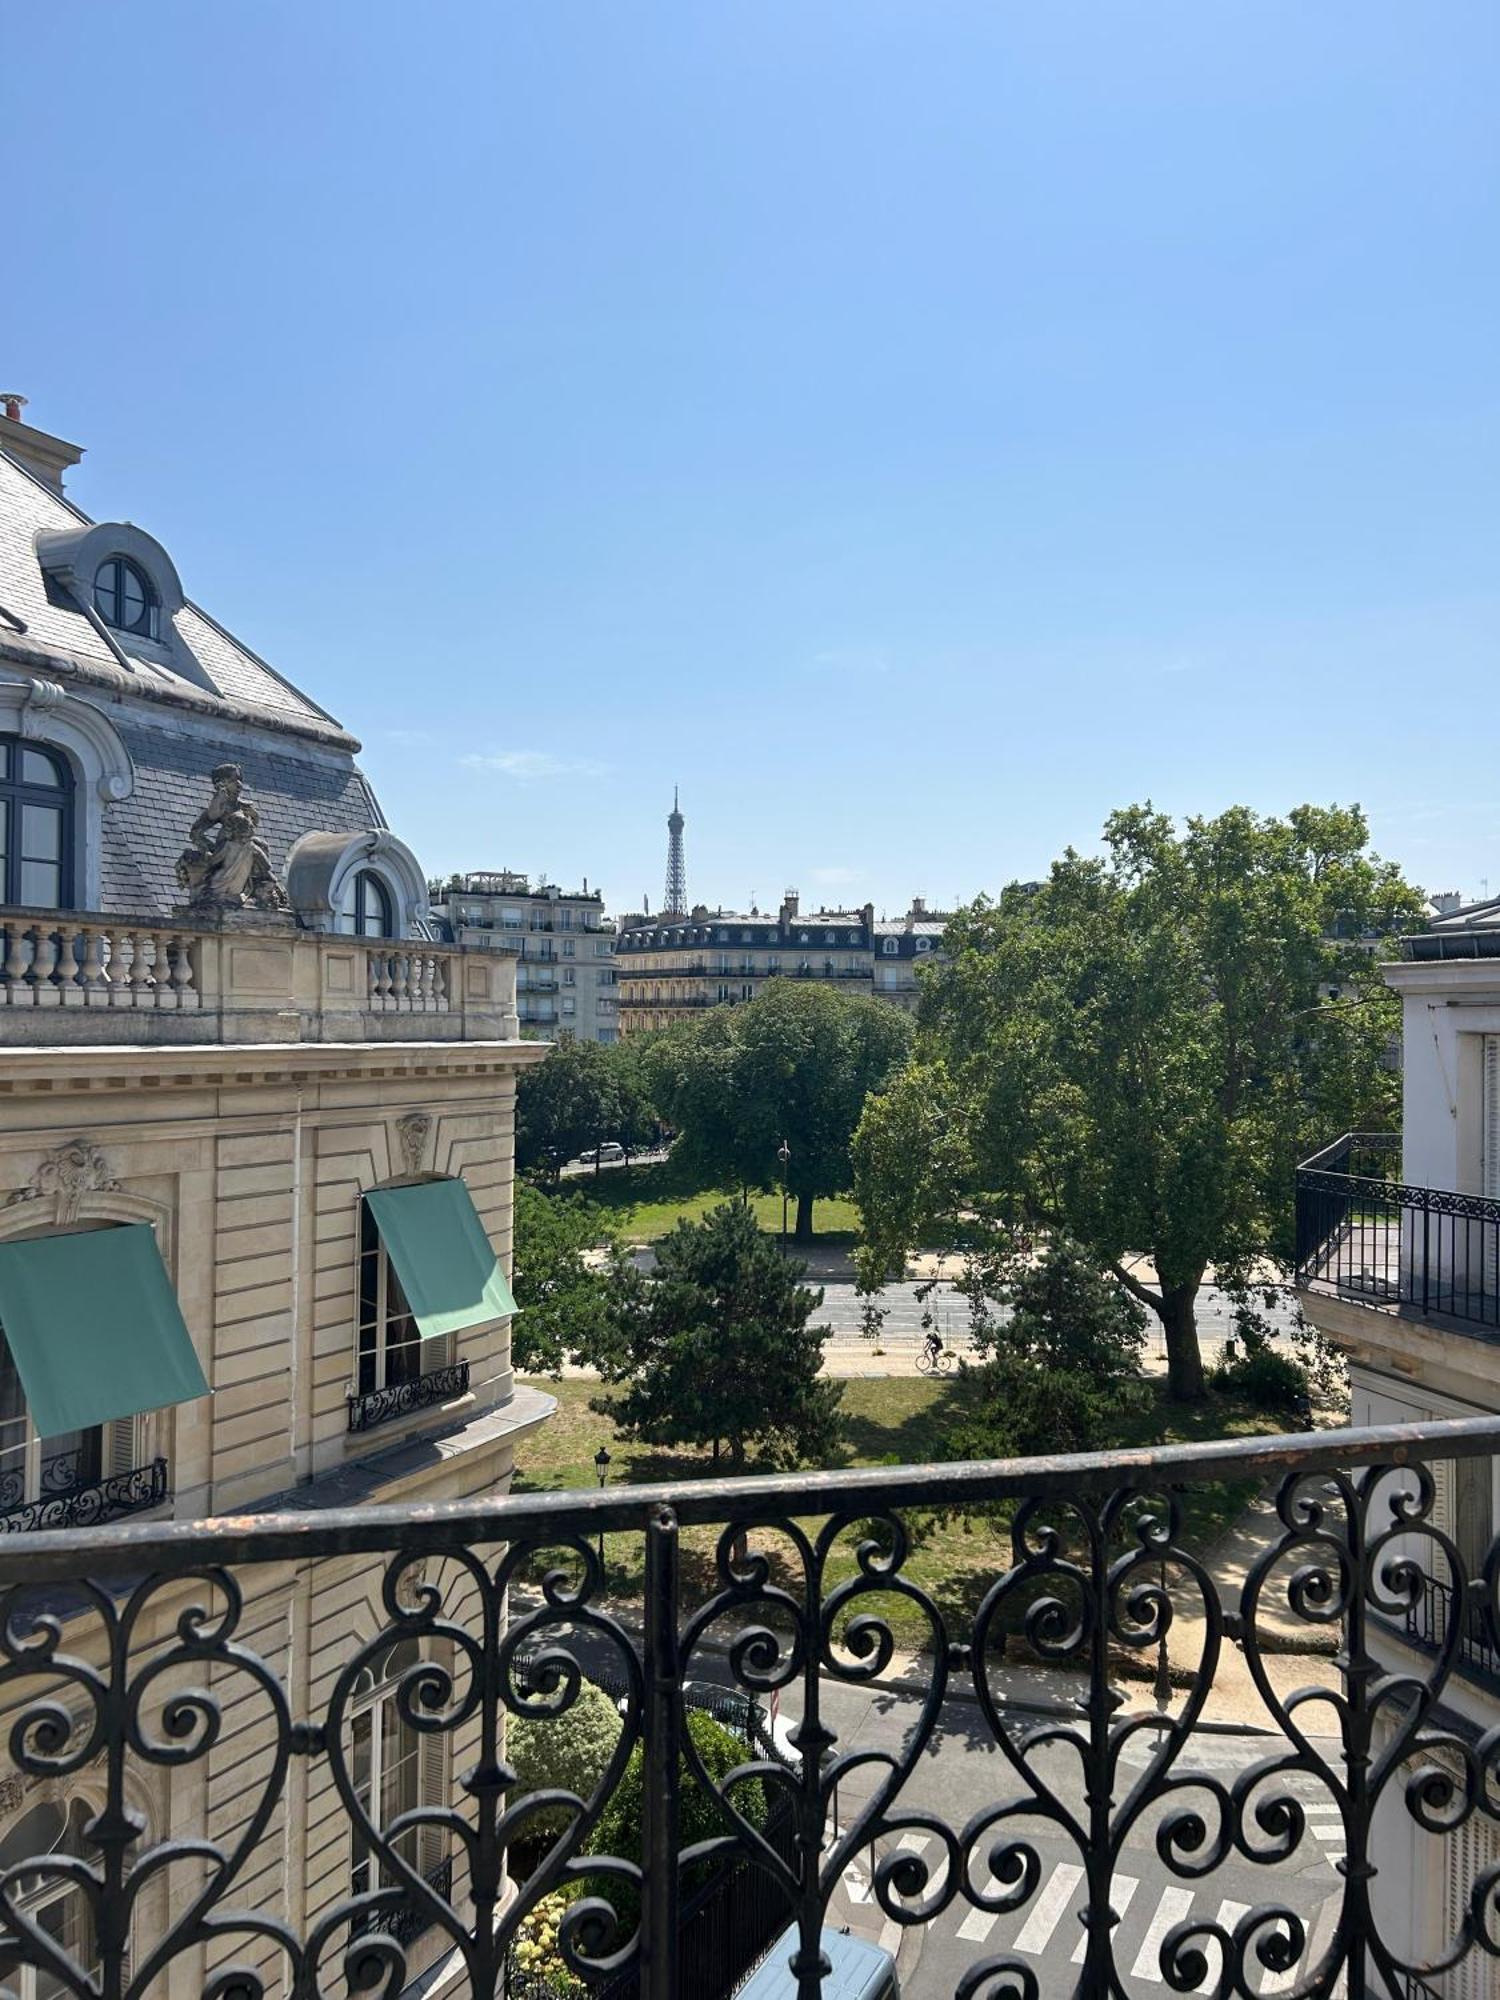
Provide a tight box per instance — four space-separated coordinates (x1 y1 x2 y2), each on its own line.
836 1380 966 1467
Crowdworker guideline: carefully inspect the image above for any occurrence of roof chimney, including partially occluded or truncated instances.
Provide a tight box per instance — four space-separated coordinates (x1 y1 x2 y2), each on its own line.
0 396 84 496
780 887 800 925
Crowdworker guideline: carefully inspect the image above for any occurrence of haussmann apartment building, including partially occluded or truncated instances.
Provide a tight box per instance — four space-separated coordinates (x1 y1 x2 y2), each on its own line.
0 398 551 1999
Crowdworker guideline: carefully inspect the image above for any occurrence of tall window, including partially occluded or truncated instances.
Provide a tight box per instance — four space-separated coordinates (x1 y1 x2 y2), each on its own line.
93 557 158 640
340 870 395 939
356 1203 452 1396
0 739 73 910
349 1639 445 1897
0 1801 101 2000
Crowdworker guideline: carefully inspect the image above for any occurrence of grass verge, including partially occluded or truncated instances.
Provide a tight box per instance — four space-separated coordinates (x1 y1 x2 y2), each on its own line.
549 1159 862 1245
514 1375 1291 1650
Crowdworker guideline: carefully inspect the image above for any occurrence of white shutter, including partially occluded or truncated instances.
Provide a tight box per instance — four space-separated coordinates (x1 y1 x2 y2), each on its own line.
1446 1805 1500 2000
1431 1456 1456 1538
104 1417 138 1478
417 1730 447 1876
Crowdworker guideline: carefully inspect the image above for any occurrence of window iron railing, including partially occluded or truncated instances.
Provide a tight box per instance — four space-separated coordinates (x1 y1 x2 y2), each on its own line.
349 1856 454 1949
1295 1132 1500 1333
0 1455 168 1534
0 1420 1498 1996
346 1362 471 1433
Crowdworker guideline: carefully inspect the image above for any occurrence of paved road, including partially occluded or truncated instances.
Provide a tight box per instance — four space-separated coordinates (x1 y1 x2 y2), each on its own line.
815 1279 1303 1378
890 1729 1345 1997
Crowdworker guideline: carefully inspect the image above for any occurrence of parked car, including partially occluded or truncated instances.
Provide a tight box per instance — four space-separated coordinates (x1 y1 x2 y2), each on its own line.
737 1924 899 1999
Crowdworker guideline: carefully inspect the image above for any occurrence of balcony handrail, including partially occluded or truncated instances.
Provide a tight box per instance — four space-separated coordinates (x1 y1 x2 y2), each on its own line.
1296 1129 1401 1175
1296 1135 1500 1331
4 1414 1500 1997
3 1413 1499 1583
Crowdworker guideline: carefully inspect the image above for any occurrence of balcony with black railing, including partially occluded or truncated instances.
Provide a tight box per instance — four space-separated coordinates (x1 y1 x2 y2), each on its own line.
346 1361 471 1433
2 1420 1500 1994
0 1453 168 1533
1295 1132 1500 1336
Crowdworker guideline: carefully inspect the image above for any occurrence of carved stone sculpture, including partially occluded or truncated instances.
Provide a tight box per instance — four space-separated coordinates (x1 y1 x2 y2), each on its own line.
176 764 288 913
6 1138 120 1224
395 1111 433 1177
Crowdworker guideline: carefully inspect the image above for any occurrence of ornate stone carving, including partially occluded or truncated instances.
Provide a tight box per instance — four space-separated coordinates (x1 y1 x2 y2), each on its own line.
175 764 289 914
395 1112 433 1178
6 1138 120 1225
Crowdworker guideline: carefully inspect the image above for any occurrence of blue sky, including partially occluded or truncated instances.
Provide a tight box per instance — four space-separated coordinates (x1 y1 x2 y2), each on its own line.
5 3 1498 915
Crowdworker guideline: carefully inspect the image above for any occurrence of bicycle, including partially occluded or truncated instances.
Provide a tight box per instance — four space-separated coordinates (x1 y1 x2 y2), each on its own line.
915 1338 954 1377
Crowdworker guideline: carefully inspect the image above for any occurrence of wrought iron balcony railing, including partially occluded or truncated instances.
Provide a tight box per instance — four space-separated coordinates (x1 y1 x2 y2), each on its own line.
1399 1568 1500 1689
0 1455 168 1534
1 1419 1500 1998
1296 1131 1500 1334
346 1361 471 1433
349 1856 454 1949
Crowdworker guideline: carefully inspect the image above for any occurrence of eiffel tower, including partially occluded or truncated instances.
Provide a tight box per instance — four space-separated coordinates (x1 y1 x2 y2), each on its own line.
663 788 686 916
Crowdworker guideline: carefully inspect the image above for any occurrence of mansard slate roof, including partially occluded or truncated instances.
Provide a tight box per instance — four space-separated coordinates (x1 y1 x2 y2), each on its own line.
1408 896 1500 960
0 439 386 919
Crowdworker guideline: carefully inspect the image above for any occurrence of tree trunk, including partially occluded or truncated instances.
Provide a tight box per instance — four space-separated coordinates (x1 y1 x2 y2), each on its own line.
794 1191 815 1243
1160 1283 1206 1400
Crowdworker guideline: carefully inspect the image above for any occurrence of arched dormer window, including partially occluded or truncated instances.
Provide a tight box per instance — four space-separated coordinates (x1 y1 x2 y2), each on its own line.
93 557 159 641
0 735 74 909
341 869 395 939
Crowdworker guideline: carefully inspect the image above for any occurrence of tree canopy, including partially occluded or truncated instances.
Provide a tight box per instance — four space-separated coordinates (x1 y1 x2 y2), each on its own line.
594 1200 844 1470
516 1039 659 1183
855 802 1421 1398
644 980 912 1239
941 1234 1150 1460
510 1182 627 1375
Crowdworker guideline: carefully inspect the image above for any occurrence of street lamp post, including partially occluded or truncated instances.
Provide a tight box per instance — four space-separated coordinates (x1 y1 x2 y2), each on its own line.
777 1138 791 1253
593 1446 612 1569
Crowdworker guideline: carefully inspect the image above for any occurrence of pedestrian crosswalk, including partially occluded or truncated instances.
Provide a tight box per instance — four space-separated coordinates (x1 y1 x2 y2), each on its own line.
857 1836 1346 1997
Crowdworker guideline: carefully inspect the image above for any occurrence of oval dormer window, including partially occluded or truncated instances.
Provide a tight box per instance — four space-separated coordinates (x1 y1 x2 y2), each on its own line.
340 869 395 940
94 557 158 640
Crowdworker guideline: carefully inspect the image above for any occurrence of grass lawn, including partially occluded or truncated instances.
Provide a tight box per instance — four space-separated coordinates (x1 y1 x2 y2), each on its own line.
556 1158 863 1246
513 1374 1290 1650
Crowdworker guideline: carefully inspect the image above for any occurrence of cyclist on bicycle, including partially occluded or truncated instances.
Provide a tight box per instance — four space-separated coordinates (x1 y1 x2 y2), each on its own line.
920 1323 944 1372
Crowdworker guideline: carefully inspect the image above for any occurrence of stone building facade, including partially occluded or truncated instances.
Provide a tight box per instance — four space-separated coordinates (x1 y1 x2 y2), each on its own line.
428 872 617 1041
0 403 549 1998
615 891 949 1034
1296 897 1500 1994
614 890 874 1035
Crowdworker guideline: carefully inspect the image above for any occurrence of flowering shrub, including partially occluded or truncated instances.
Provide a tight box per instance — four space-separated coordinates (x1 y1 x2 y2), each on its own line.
510 1892 585 1997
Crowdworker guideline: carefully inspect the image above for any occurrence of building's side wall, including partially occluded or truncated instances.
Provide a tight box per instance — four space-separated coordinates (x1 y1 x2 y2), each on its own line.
0 1045 534 2000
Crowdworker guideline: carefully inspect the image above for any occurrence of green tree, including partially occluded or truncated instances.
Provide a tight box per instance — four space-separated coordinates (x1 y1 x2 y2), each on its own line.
595 1201 844 1470
600 1038 659 1164
856 803 1421 1400
942 1235 1150 1459
646 981 911 1241
511 1182 630 1375
516 1039 623 1183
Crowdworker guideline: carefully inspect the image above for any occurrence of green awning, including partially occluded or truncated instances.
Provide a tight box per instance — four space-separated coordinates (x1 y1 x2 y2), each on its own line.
0 1223 210 1438
364 1178 518 1341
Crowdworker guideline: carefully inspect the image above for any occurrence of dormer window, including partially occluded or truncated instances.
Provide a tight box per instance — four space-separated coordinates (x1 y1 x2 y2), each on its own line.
341 869 395 939
93 557 158 640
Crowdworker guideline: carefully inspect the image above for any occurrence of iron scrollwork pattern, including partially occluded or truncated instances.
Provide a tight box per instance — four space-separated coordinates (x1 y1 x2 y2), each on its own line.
345 1363 470 1434
0 1419 1496 1997
0 1458 168 1535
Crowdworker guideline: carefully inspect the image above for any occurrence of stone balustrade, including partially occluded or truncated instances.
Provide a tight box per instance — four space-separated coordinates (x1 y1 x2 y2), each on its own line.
0 908 518 1045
